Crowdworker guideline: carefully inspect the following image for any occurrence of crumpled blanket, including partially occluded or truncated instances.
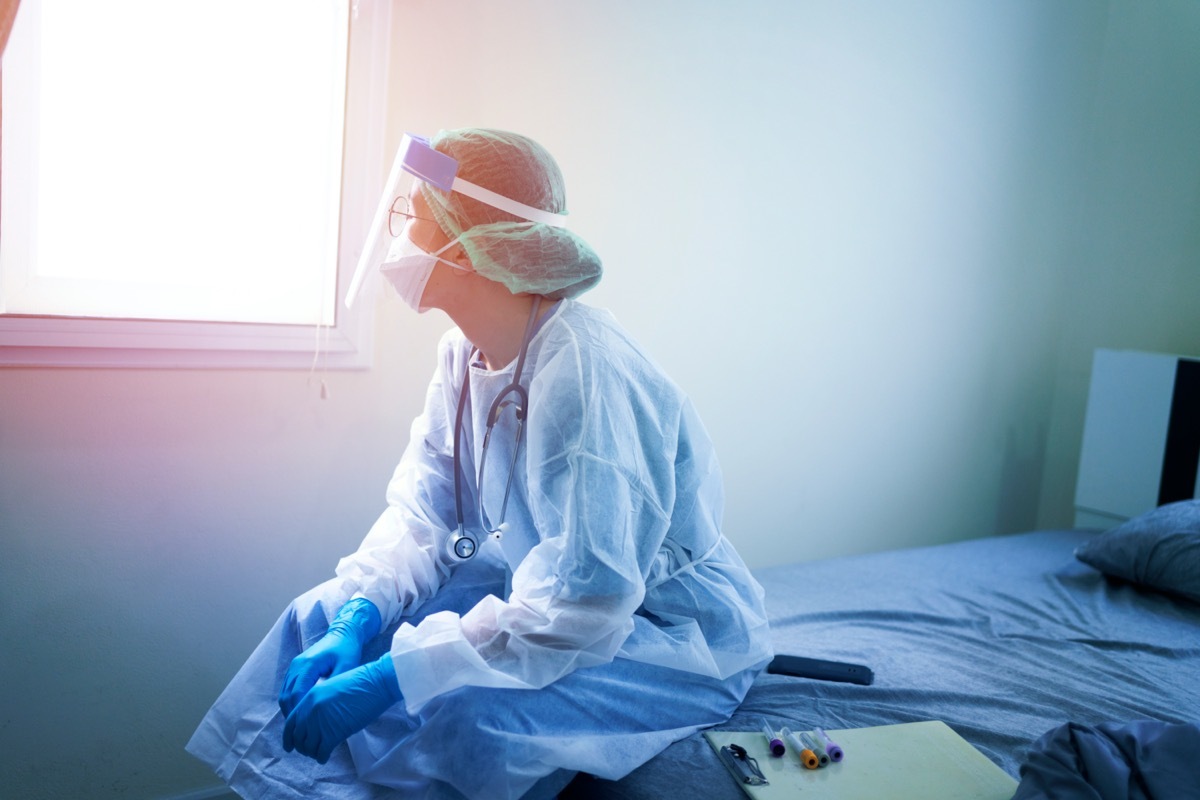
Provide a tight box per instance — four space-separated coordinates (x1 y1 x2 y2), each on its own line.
1012 720 1200 800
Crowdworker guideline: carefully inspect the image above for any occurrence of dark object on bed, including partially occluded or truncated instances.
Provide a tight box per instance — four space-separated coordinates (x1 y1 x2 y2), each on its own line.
562 511 1200 800
766 653 874 685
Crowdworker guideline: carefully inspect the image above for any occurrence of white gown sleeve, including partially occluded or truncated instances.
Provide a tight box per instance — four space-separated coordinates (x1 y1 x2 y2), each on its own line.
333 332 466 627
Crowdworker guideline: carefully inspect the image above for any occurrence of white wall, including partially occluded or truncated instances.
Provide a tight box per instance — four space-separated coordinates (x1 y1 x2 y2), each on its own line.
1 2 1198 798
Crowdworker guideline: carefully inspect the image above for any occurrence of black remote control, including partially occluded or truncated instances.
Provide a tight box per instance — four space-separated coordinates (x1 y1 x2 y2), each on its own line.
767 654 875 686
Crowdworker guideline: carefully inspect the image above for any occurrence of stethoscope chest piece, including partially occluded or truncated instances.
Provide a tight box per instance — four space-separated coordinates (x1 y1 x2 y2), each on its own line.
452 534 477 560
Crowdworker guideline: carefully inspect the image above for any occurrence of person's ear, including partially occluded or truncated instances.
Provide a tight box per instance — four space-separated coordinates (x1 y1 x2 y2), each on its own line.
446 243 474 274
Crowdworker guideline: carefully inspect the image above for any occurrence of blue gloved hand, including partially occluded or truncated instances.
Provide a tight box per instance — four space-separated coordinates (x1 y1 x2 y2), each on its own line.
282 653 404 764
278 597 382 717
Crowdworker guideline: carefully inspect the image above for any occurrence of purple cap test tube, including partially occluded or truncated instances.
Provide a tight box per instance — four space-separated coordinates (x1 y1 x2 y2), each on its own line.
815 727 844 762
761 719 785 757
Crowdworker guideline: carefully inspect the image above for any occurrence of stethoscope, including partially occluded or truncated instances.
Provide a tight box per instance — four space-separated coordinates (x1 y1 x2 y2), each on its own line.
447 296 543 561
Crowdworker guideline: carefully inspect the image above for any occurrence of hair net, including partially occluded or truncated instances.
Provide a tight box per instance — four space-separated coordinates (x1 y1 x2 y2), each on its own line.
418 129 602 299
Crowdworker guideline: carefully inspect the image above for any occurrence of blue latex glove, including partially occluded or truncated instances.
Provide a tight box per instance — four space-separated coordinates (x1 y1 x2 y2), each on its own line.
282 653 404 764
278 598 382 716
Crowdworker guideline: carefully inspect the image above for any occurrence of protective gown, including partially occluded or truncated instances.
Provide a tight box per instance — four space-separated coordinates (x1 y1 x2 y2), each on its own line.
188 299 772 799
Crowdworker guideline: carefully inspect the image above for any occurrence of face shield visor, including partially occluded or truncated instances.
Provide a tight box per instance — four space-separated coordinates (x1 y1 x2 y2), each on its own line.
344 133 570 308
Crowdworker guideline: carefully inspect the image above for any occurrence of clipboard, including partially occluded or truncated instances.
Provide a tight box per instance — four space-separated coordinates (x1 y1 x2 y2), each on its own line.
705 720 1017 800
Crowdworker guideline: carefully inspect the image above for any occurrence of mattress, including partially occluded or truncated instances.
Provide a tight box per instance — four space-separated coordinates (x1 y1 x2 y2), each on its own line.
562 529 1200 799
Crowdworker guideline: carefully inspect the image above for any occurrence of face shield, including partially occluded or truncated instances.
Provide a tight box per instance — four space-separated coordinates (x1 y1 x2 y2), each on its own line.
344 133 570 308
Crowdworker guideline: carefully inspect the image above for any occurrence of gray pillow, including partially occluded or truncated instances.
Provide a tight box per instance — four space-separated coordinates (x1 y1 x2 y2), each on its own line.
1075 499 1200 603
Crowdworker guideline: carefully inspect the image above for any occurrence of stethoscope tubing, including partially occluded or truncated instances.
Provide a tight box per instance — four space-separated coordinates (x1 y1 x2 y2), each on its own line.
449 296 543 560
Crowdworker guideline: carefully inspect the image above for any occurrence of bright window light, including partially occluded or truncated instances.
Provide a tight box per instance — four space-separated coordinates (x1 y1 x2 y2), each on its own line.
2 0 348 326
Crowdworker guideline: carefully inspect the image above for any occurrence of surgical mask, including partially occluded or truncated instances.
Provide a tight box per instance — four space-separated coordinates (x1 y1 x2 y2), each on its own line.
380 235 465 313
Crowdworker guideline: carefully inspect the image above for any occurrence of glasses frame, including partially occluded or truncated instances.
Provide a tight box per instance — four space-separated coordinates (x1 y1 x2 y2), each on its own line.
388 195 438 238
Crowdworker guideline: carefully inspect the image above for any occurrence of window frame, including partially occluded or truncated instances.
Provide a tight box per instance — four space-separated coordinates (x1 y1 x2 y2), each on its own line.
0 0 391 370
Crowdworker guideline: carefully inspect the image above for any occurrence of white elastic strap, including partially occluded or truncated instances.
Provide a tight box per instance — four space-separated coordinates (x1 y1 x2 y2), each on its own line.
451 177 569 228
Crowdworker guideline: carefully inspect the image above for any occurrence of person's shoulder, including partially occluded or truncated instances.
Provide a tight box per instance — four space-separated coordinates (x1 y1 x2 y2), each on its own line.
555 300 638 353
548 301 633 365
552 301 682 397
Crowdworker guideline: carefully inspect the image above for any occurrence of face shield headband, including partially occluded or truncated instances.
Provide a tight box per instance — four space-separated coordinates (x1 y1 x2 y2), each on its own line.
344 133 570 308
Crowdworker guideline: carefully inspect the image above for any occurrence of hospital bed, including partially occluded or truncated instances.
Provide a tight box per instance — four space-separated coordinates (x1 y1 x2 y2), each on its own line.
561 509 1200 798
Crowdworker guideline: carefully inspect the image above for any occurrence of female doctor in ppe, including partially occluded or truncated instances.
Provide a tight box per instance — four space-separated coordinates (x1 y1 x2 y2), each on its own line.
187 128 772 800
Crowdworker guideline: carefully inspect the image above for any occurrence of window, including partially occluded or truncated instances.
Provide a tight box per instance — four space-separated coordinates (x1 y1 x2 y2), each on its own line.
0 0 391 368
